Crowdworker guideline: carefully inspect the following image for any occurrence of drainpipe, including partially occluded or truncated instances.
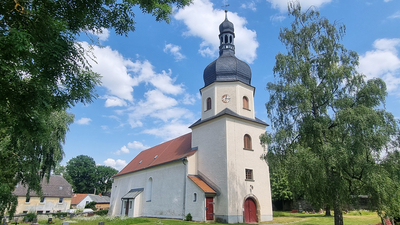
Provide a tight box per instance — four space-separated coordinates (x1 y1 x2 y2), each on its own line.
182 158 187 220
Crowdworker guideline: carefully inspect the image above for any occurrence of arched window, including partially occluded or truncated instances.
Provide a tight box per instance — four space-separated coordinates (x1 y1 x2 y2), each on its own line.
206 97 212 111
220 36 223 45
243 96 249 109
229 35 232 44
224 35 228 44
244 134 252 149
193 193 197 202
146 177 153 202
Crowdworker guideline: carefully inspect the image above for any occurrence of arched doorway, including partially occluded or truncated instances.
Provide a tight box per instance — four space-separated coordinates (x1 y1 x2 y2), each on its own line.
244 198 257 223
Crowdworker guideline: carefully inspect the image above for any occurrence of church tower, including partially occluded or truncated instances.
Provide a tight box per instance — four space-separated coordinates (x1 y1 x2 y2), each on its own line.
189 11 273 223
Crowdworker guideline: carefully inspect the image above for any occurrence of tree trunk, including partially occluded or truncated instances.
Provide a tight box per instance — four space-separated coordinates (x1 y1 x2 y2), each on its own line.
334 205 343 225
325 205 331 216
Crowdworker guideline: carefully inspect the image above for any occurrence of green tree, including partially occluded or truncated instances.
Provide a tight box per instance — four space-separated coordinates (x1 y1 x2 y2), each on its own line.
0 0 191 219
264 3 399 224
95 165 118 194
0 110 73 219
66 155 97 193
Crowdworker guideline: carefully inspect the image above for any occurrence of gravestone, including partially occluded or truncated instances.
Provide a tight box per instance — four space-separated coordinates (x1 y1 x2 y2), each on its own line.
98 222 105 225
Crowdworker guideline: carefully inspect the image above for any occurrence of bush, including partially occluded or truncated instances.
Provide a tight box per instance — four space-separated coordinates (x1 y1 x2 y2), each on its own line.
185 213 192 221
53 212 68 219
85 201 97 211
95 209 108 216
24 212 37 222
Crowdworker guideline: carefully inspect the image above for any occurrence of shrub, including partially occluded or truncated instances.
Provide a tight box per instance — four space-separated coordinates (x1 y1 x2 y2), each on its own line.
53 212 68 219
24 212 37 222
95 209 108 216
185 213 192 221
85 201 97 211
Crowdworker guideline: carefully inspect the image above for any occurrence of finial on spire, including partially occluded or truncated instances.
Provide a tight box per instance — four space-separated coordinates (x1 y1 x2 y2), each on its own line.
222 4 230 19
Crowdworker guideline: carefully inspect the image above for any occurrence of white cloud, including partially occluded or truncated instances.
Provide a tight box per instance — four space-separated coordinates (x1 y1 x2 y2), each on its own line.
104 158 127 171
127 89 194 127
115 145 130 155
359 38 400 93
164 43 186 61
182 93 197 105
127 141 149 150
143 122 191 140
389 11 400 19
241 1 257 11
270 14 285 22
130 60 184 95
75 117 92 125
104 96 127 107
174 0 259 63
87 28 110 41
266 0 332 12
80 42 135 103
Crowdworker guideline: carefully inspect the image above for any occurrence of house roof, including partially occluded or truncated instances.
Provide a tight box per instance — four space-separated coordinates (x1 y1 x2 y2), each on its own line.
71 193 88 205
87 194 110 204
188 176 216 194
13 175 72 198
189 108 268 128
115 133 196 177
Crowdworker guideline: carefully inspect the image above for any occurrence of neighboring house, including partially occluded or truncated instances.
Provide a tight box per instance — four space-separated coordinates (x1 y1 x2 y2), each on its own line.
13 175 72 214
71 193 87 209
76 194 110 210
109 11 273 224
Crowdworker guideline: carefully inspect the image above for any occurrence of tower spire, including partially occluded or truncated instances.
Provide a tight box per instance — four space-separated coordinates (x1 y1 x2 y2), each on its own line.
218 10 235 56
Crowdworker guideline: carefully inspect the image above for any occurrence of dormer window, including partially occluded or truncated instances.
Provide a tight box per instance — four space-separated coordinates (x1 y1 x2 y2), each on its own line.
139 160 142 164
206 97 212 111
154 155 158 159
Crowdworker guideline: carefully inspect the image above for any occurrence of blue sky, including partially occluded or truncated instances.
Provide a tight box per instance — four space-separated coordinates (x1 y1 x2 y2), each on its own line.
63 0 400 171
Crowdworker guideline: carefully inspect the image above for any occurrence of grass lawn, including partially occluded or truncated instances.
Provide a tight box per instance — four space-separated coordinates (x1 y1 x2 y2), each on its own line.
30 210 381 225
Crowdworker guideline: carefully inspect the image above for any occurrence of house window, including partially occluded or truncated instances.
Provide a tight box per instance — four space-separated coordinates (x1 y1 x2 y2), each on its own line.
37 211 43 215
40 197 45 203
243 96 249 109
129 200 132 209
193 193 197 202
25 197 30 203
244 134 252 150
245 169 253 181
23 211 28 214
59 198 63 203
146 177 153 202
206 97 212 111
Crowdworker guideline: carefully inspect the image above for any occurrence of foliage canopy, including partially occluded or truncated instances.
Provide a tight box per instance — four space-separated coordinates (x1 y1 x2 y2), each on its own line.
263 3 399 225
0 0 191 219
65 155 118 194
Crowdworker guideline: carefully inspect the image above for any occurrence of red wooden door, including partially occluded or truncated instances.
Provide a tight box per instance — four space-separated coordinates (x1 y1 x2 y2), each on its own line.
206 197 214 220
244 198 257 223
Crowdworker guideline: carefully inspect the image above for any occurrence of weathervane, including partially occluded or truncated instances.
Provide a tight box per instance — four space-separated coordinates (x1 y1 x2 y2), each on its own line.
222 3 229 18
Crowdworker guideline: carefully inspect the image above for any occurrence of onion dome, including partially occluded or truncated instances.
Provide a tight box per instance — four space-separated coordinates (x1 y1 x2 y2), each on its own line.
203 10 252 87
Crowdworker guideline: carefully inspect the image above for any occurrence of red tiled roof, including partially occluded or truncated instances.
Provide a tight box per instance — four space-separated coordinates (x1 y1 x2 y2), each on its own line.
71 193 88 205
188 176 216 194
115 133 195 177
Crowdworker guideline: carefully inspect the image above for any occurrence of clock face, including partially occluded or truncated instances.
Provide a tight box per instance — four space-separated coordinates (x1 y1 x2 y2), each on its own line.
222 94 231 103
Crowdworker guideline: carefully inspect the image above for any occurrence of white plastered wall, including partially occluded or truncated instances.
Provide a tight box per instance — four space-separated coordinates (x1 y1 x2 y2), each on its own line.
201 82 255 120
109 161 187 219
225 117 273 222
191 117 229 218
185 179 206 221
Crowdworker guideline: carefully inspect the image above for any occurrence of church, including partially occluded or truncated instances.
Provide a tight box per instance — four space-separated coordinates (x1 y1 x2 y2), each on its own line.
108 11 273 223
